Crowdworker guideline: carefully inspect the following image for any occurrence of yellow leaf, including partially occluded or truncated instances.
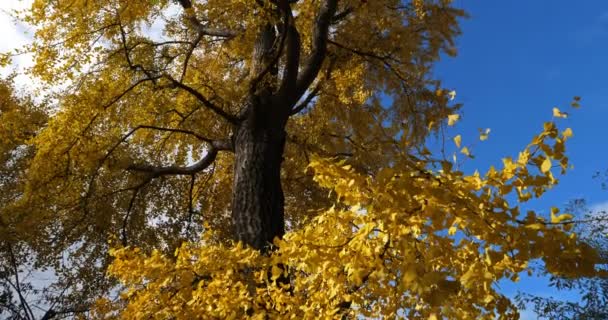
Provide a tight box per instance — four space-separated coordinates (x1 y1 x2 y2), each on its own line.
447 114 460 126
448 226 457 236
448 90 456 100
562 128 573 140
553 107 568 118
551 207 573 223
479 128 490 141
403 265 417 283
460 146 470 157
271 265 283 281
453 135 462 148
526 223 544 230
540 156 552 173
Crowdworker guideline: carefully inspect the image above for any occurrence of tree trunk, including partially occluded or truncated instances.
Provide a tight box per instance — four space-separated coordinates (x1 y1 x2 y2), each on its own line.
231 97 287 251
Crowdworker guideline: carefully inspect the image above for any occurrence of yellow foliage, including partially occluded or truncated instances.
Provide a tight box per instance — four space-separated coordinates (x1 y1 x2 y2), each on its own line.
100 116 600 319
1 0 598 318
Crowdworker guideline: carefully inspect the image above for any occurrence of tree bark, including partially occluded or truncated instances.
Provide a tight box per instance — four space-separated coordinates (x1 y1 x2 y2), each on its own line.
231 96 287 252
229 0 337 252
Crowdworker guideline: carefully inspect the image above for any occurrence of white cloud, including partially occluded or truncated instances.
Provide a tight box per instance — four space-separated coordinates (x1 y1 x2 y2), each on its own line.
589 200 608 228
0 0 35 88
590 200 608 214
519 309 538 320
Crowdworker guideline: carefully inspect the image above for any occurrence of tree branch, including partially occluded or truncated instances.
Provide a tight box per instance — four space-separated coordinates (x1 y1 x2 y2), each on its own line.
135 125 218 144
121 187 142 246
163 74 240 124
180 32 204 82
127 140 230 178
277 2 301 102
249 23 281 95
294 0 337 100
291 53 334 115
327 39 410 85
176 0 238 38
290 83 320 115
6 244 35 320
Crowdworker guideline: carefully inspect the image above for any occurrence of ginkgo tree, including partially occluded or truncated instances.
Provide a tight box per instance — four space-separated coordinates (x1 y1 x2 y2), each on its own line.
0 78 49 320
0 0 604 318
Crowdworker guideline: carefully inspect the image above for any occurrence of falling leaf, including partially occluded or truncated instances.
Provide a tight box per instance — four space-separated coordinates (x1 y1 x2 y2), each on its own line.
562 128 573 140
448 90 456 100
453 135 462 148
461 146 470 157
447 114 460 126
553 107 568 118
478 128 490 141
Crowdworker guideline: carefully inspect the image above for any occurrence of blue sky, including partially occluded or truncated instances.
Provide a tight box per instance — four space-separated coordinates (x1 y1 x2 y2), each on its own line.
433 1 608 318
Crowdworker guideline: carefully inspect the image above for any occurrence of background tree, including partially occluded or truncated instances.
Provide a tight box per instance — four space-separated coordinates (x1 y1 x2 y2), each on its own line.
0 0 603 318
0 79 48 319
516 198 608 320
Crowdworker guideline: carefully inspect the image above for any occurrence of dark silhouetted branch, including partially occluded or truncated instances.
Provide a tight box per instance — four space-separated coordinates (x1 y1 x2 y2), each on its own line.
294 0 337 100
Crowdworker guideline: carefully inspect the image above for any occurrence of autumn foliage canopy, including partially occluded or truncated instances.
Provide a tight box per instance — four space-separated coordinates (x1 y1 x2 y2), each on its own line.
0 0 603 319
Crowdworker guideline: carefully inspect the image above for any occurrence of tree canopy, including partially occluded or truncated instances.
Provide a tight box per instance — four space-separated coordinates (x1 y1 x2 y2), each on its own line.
0 0 605 319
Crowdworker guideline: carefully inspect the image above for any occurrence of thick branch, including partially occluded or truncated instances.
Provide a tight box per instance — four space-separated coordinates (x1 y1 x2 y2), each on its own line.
277 2 301 102
249 23 280 94
294 0 337 100
177 0 238 38
127 140 230 178
103 124 224 171
290 83 320 115
291 53 334 114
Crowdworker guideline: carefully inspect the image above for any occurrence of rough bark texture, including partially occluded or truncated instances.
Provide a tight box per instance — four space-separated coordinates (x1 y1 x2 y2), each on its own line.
231 96 287 251
228 0 336 251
